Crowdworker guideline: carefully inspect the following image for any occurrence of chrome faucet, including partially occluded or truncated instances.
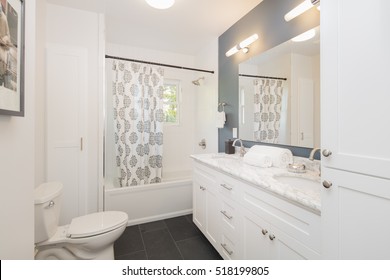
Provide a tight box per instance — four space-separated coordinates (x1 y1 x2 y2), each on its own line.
309 148 321 161
232 139 246 157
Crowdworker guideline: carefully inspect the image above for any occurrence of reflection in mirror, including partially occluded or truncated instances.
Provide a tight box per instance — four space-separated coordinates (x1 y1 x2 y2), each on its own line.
239 26 320 149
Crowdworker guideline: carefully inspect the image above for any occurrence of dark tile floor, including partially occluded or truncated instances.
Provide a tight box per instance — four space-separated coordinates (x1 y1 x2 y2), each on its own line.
114 214 222 260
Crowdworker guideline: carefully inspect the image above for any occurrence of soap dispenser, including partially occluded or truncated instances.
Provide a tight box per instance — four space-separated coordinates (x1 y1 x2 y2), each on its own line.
224 139 235 154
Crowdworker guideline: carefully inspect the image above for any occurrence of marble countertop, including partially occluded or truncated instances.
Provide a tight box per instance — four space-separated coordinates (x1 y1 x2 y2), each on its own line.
191 153 321 214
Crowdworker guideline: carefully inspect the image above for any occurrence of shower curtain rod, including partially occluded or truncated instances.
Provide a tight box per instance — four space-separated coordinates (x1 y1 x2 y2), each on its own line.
105 55 214 74
239 73 287 81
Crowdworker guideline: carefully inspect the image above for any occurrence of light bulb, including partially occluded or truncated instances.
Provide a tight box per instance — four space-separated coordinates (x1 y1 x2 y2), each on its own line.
284 0 313 22
291 28 316 42
146 0 175 10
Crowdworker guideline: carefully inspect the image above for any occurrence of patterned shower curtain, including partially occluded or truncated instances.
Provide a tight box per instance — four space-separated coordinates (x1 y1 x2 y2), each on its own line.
253 79 284 143
112 60 164 187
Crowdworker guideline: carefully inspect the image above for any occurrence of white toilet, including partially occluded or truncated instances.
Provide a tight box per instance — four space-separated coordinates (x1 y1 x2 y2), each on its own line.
34 182 128 260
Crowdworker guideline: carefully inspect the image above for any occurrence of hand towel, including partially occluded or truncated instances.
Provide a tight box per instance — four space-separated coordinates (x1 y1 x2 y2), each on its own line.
243 152 272 168
216 111 226 128
247 145 293 168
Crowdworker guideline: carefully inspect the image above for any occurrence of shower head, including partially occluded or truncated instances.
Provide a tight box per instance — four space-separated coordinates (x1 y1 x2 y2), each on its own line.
192 77 205 86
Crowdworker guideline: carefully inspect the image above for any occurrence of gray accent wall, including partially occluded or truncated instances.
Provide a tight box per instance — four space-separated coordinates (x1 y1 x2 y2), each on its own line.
218 0 320 155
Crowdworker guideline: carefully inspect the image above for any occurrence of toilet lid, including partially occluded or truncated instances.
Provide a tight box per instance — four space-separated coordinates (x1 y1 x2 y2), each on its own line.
67 211 128 238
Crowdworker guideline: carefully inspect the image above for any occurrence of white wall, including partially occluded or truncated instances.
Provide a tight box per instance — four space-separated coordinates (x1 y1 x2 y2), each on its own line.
35 0 47 186
238 63 258 141
193 39 219 154
290 53 320 147
0 0 40 259
46 4 101 214
105 43 198 178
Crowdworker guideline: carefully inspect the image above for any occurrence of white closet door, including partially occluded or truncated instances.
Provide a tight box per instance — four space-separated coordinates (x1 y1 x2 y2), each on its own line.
321 167 390 259
46 45 88 225
321 0 390 179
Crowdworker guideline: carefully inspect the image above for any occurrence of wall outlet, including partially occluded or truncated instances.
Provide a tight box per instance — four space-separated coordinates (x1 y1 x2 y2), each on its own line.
232 127 237 138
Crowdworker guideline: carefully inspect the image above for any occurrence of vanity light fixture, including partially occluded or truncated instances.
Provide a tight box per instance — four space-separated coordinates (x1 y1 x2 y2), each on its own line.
225 34 259 57
291 28 316 42
284 0 320 22
145 0 175 10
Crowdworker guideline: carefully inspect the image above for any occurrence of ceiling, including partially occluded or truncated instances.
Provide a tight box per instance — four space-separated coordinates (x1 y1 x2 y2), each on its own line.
46 0 264 55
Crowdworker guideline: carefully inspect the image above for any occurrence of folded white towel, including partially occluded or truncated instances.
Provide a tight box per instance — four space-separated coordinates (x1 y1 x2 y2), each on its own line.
247 145 293 168
243 152 272 168
216 111 226 128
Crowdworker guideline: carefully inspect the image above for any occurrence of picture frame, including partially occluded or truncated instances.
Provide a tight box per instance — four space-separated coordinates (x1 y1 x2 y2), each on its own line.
0 0 24 117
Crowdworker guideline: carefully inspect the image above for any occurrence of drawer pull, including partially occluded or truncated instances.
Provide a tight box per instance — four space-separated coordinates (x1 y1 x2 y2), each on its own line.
199 186 206 191
261 229 268 235
221 184 232 191
220 210 233 220
269 234 276 241
221 243 233 255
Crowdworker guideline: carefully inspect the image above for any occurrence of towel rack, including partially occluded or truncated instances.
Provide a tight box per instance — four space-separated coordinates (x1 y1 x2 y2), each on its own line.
218 102 227 112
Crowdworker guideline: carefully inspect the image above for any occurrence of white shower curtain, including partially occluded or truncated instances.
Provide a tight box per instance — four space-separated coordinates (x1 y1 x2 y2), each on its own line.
253 79 284 143
112 60 164 187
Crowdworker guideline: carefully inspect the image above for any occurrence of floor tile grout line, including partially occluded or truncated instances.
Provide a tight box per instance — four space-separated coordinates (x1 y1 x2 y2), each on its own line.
116 249 146 258
165 219 185 260
138 224 149 260
174 235 203 244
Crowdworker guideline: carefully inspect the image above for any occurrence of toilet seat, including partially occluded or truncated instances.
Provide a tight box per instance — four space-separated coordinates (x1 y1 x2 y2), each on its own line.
67 211 128 238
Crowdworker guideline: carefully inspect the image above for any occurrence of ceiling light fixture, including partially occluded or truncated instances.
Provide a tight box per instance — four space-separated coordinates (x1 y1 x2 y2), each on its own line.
291 28 316 42
145 0 175 10
225 34 259 57
284 0 320 22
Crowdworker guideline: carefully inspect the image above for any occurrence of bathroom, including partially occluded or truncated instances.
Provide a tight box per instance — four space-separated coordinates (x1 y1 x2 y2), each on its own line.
1 0 390 266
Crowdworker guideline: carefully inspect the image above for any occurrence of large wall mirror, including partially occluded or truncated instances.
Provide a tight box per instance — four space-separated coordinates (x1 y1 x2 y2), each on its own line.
238 26 320 149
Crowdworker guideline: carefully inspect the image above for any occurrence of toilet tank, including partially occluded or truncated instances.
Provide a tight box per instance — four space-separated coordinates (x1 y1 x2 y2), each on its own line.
34 182 63 243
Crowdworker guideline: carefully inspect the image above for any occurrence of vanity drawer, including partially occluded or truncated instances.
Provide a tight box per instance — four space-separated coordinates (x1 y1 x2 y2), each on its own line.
220 198 240 233
220 231 240 260
241 183 321 253
217 172 244 202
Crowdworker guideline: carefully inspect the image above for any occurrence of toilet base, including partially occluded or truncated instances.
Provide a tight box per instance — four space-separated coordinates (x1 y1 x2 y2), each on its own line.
35 244 115 260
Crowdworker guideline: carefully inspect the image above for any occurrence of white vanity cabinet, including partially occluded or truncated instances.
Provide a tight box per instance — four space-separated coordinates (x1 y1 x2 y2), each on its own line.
192 164 220 250
321 0 390 259
241 208 319 260
192 161 321 260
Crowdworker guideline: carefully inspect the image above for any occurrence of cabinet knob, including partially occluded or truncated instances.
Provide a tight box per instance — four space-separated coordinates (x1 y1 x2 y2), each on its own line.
322 180 333 189
269 234 275 241
322 149 332 157
199 186 206 191
261 229 268 235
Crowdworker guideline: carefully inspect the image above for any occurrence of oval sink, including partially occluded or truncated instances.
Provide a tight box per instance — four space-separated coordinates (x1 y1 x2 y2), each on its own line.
275 175 320 192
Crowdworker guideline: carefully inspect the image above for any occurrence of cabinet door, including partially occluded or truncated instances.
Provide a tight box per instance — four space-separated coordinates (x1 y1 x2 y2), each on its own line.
192 179 206 231
270 226 320 260
321 0 390 179
204 186 220 247
322 168 390 259
241 208 270 260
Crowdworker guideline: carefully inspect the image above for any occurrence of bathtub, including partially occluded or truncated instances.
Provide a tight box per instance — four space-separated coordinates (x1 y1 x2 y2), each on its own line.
104 170 193 226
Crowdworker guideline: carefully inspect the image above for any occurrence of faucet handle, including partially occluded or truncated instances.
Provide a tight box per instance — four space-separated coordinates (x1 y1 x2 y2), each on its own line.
239 146 246 157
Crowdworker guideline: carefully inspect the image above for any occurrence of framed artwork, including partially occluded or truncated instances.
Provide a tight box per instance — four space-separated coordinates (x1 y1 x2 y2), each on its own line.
0 0 24 116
